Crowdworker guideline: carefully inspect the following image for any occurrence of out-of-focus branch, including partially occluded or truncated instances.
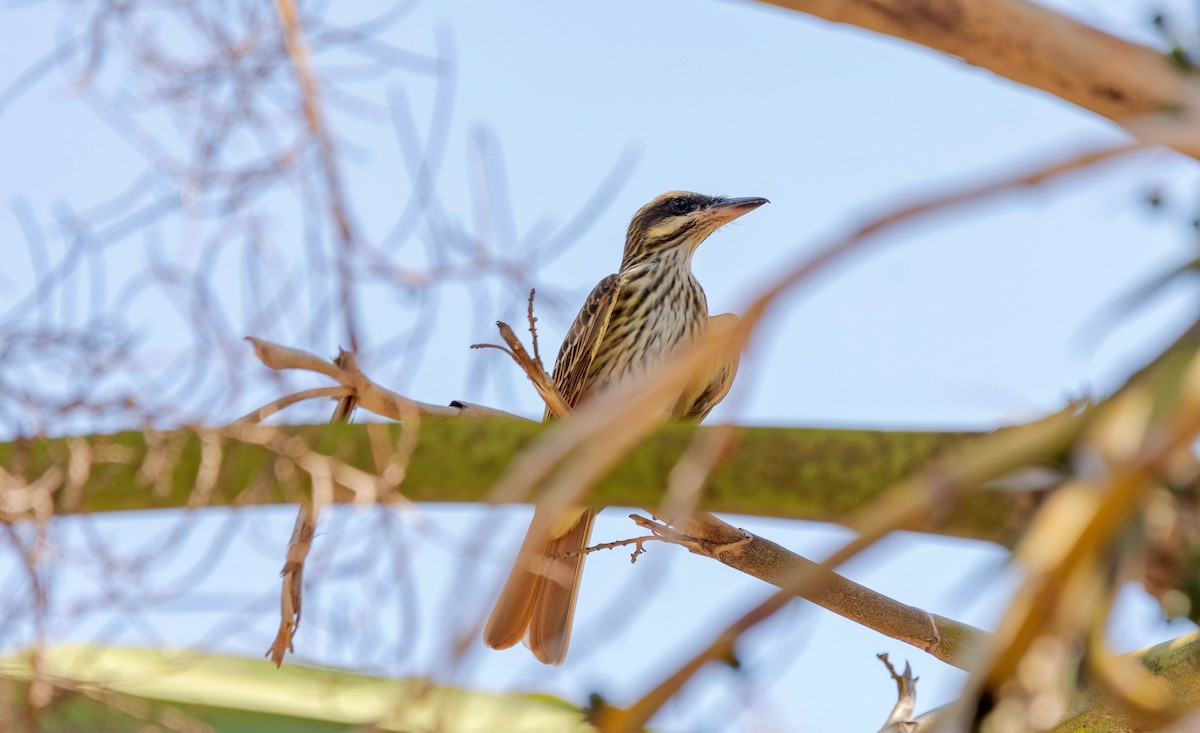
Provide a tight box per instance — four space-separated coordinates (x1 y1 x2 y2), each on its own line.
1066 631 1200 733
756 0 1190 135
953 339 1200 730
273 0 362 350
903 632 1200 732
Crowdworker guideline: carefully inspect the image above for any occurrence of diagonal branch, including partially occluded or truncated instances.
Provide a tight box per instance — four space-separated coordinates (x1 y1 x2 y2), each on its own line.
633 512 986 670
755 0 1190 140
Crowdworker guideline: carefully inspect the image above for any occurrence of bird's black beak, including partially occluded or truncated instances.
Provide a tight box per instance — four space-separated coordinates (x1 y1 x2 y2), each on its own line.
703 196 770 223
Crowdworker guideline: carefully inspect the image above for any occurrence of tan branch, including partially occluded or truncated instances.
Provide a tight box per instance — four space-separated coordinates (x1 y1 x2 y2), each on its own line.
245 337 346 381
234 386 351 425
632 512 986 670
268 351 362 668
756 0 1190 132
878 654 919 733
329 350 360 423
244 337 527 421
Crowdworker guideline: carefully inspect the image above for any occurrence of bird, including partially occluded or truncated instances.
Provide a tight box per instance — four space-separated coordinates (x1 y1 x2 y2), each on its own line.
482 190 768 665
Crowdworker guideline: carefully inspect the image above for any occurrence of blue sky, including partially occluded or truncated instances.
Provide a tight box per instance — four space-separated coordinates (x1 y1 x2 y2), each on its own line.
3 1 1200 730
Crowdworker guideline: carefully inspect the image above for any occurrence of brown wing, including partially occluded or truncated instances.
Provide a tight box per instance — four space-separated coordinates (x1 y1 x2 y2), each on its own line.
544 273 622 420
681 313 741 422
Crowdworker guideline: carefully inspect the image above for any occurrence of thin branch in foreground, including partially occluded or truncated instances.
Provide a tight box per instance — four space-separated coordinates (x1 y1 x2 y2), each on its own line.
660 422 739 525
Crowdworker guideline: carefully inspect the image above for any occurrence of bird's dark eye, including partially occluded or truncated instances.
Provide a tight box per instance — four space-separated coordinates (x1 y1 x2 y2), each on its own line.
667 197 691 215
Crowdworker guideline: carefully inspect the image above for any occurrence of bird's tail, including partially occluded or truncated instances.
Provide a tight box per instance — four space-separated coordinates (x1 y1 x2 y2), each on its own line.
483 507 597 665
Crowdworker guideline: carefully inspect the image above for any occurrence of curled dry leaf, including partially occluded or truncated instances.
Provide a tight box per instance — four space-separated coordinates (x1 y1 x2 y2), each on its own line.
267 503 317 668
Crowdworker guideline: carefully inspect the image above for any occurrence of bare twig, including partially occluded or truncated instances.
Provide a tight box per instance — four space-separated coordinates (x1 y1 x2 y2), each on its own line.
556 529 664 563
469 343 515 359
269 344 415 667
526 288 544 373
878 654 919 733
244 337 349 382
471 320 568 418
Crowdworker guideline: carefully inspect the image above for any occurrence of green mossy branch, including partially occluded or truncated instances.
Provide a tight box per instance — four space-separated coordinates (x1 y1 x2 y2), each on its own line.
0 420 1038 544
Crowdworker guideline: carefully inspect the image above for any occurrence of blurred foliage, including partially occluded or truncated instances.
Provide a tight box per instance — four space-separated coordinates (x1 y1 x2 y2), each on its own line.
0 645 599 733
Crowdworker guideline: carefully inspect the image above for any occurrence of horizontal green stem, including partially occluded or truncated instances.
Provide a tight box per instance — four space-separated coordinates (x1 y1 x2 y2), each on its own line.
0 420 1036 544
